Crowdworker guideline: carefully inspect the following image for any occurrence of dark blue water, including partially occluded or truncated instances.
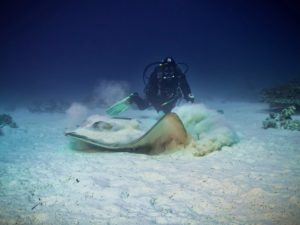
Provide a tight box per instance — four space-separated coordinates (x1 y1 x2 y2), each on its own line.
1 0 299 105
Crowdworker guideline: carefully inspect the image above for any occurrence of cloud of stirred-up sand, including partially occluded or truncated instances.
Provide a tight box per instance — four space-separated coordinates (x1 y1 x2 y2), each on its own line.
84 80 130 108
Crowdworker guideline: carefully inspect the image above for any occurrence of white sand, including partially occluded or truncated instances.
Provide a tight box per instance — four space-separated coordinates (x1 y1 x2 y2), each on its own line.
0 102 299 225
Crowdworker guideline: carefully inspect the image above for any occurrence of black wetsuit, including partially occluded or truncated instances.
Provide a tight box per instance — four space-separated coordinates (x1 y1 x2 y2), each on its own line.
130 63 193 113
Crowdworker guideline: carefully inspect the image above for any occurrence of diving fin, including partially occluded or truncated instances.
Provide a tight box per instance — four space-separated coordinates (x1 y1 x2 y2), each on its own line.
106 94 133 116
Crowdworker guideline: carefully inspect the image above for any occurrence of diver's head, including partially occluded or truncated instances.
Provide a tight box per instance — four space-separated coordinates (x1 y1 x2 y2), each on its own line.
162 57 176 66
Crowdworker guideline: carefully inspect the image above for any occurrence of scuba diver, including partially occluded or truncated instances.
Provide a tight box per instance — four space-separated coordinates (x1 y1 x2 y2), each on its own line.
106 57 194 116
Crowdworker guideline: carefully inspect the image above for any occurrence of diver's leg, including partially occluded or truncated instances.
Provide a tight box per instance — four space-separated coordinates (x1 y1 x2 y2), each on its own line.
106 92 150 116
161 102 176 114
129 92 150 110
159 97 178 114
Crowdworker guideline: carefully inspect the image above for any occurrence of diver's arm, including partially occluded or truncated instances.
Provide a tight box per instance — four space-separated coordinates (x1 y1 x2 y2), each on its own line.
178 72 194 103
144 72 159 102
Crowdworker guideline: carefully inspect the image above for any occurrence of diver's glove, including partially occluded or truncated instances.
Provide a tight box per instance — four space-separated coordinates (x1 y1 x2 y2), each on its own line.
106 93 134 116
185 93 195 103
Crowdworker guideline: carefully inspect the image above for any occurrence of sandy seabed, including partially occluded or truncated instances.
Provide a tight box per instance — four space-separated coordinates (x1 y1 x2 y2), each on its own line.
0 102 299 225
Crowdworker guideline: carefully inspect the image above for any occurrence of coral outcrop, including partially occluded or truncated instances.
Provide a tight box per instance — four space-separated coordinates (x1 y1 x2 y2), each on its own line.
261 80 300 109
0 114 18 136
263 106 300 131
